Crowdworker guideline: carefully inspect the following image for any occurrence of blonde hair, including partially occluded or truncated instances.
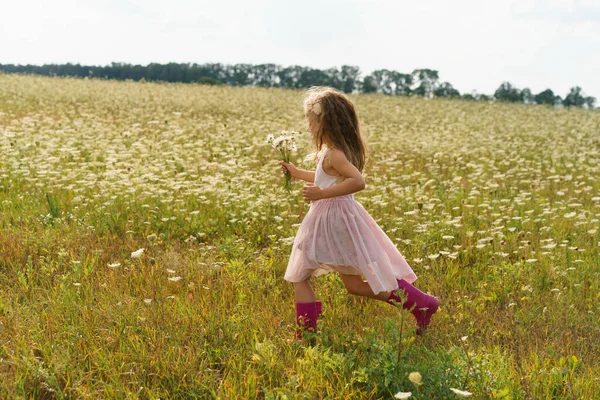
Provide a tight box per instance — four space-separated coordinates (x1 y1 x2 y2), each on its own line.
304 86 368 172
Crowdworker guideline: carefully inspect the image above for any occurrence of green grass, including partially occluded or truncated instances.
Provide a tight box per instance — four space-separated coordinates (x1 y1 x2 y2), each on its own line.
0 73 599 398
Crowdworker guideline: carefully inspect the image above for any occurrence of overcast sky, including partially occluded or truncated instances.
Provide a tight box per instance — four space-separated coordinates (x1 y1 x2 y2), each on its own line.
2 0 599 98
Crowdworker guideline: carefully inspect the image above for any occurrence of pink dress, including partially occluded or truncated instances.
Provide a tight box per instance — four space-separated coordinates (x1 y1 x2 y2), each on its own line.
284 148 418 295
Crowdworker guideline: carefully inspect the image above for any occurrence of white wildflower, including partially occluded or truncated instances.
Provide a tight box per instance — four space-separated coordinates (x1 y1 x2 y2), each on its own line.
131 248 145 258
450 388 472 397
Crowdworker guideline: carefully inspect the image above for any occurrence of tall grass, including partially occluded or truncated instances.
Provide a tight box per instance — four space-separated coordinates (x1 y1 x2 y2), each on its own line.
0 73 599 398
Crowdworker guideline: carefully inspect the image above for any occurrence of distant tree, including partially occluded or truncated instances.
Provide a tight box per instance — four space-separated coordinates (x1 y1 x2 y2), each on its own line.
390 71 413 95
564 86 585 107
323 67 343 90
361 70 413 96
340 65 361 93
585 96 596 109
520 88 534 104
565 87 595 108
363 70 394 95
252 63 279 87
299 68 330 88
534 89 558 106
562 86 597 108
226 63 253 86
277 65 305 89
494 82 521 103
412 69 439 97
0 62 596 109
361 75 377 93
434 82 460 98
554 95 563 107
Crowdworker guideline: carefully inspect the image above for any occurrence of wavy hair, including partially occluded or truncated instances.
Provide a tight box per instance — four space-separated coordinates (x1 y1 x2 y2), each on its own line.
304 86 368 172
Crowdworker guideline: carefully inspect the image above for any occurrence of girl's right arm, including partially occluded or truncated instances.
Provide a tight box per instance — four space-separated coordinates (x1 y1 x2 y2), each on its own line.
279 161 315 183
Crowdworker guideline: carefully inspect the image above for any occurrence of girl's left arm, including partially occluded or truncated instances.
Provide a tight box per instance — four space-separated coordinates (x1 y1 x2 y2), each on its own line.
302 149 365 200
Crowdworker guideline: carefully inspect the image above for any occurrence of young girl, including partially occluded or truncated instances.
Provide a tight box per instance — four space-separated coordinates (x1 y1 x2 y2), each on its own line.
280 87 439 338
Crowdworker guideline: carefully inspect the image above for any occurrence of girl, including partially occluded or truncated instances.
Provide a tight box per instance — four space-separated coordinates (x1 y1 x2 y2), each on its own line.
280 87 439 338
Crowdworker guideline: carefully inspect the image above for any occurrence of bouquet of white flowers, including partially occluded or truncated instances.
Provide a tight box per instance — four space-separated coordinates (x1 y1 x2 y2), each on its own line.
266 130 298 191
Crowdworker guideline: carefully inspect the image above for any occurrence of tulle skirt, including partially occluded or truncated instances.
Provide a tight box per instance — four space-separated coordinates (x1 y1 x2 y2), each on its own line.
284 195 417 295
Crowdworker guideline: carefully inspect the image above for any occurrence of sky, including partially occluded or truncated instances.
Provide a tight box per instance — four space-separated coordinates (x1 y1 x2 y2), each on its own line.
2 0 600 99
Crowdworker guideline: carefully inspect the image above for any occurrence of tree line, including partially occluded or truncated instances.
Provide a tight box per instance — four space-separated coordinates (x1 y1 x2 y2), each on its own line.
0 62 595 108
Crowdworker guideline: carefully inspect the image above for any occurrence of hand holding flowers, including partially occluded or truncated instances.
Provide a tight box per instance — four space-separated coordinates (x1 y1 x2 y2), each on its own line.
266 130 298 191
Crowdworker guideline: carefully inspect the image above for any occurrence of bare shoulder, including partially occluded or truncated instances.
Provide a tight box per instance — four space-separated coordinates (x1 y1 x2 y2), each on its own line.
327 148 350 165
326 148 362 180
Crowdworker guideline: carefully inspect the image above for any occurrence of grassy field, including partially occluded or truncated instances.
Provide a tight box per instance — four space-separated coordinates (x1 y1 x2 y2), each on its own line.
0 73 599 399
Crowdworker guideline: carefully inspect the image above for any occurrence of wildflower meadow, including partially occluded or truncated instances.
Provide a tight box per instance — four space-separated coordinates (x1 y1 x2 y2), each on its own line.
0 73 599 398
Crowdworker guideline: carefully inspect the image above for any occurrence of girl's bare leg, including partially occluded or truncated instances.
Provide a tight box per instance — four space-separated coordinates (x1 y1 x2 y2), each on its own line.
293 279 316 303
338 274 390 301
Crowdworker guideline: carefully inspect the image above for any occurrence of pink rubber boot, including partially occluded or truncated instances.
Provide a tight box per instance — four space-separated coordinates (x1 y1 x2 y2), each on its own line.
387 279 439 335
295 301 322 339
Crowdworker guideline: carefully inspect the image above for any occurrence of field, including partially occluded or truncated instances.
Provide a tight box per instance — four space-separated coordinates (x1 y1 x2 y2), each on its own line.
0 73 599 399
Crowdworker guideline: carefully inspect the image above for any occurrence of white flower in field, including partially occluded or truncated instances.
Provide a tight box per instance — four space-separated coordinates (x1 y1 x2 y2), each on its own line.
168 276 183 282
265 134 275 144
394 392 412 399
442 235 454 240
450 388 472 397
564 212 576 218
143 298 152 304
408 372 422 386
271 136 283 148
108 262 121 268
525 259 537 263
131 248 145 258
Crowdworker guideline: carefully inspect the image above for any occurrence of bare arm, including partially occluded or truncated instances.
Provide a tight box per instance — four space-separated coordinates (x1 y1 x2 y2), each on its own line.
279 161 315 183
302 149 365 200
